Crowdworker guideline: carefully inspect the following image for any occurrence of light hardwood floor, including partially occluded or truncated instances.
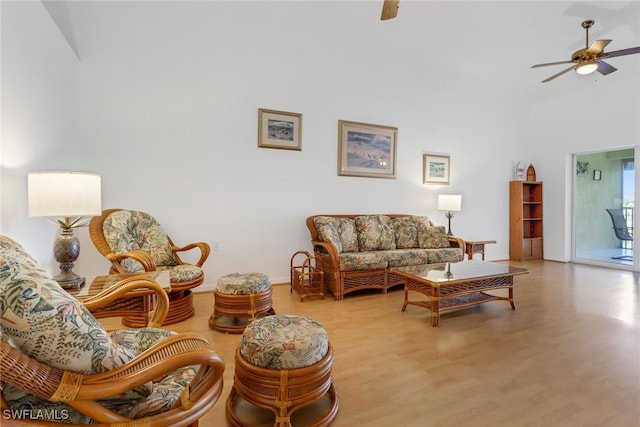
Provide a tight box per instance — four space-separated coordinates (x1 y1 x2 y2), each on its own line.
159 260 639 426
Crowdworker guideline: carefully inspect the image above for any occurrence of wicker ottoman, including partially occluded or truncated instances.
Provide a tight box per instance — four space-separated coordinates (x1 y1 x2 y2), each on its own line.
209 273 275 334
226 315 339 427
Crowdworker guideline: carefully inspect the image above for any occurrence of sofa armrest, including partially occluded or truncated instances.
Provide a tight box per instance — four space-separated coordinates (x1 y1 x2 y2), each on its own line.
447 236 465 250
312 240 339 262
311 240 341 276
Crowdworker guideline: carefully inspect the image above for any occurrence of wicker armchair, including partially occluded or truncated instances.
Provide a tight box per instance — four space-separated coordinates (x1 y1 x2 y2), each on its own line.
89 208 211 325
0 235 225 426
0 333 225 426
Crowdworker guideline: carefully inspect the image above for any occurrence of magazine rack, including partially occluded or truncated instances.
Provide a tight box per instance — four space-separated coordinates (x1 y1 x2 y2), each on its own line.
290 250 324 301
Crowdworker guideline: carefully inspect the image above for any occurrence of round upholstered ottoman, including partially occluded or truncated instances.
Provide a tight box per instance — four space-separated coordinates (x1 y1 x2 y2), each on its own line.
209 273 275 333
226 315 339 427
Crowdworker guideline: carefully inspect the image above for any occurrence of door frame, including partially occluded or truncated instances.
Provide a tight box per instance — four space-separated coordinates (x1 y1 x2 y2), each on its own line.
570 146 639 271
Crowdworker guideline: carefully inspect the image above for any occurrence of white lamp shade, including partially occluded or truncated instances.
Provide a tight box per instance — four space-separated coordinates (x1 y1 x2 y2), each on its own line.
28 172 102 217
438 194 462 212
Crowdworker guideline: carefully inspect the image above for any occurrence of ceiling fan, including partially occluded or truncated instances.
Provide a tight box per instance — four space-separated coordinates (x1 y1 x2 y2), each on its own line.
381 0 399 21
531 20 640 83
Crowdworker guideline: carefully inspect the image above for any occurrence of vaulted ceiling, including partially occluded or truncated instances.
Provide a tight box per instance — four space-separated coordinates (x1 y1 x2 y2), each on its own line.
41 0 640 95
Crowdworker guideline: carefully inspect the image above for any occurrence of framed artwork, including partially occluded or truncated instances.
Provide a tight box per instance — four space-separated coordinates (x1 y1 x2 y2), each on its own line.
593 169 602 181
338 120 398 179
423 154 450 184
258 108 302 150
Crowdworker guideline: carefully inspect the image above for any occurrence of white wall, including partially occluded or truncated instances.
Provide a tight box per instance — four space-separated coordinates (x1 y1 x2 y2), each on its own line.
2 1 639 286
1 0 80 271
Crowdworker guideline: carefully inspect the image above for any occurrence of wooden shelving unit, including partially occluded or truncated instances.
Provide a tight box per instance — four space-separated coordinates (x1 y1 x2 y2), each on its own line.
510 181 543 261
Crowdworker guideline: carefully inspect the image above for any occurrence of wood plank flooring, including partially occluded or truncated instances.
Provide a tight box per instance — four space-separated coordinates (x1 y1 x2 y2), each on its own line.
147 260 639 426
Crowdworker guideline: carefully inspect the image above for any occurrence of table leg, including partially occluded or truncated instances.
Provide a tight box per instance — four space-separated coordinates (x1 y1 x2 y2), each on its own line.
509 281 515 309
466 245 474 260
474 244 485 260
402 279 409 311
431 287 440 327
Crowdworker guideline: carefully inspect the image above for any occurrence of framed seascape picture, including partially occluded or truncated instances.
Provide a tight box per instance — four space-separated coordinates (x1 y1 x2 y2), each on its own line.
258 108 302 150
423 154 450 184
338 120 398 179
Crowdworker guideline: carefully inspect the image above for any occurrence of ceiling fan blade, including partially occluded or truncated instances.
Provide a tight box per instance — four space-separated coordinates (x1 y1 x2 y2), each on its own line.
586 39 612 55
381 0 399 20
603 46 640 58
597 60 618 75
531 60 575 69
541 65 576 83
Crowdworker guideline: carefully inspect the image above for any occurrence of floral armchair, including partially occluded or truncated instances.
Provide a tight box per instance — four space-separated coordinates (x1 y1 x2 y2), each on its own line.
0 235 224 426
89 208 211 325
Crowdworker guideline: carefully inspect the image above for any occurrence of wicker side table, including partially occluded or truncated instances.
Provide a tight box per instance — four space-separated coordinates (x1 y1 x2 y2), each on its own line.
464 240 497 260
290 251 324 302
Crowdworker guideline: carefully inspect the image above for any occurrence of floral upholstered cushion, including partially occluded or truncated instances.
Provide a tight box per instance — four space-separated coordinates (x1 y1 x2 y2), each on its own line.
380 249 430 267
392 217 419 249
102 210 178 270
338 252 388 272
0 237 137 373
333 218 358 252
418 225 451 249
355 215 396 251
427 248 464 264
240 315 328 369
112 364 198 419
216 272 270 294
158 264 203 284
316 221 343 252
314 217 358 253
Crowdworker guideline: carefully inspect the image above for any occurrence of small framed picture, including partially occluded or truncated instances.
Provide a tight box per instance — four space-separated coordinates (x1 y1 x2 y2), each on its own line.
338 120 398 179
593 169 602 181
258 108 302 150
423 154 450 184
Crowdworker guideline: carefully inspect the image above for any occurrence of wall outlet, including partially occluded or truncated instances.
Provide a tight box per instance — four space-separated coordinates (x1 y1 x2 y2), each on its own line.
212 242 220 251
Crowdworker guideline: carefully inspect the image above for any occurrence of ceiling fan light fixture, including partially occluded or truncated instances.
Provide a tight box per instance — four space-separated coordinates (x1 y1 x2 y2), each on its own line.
576 60 598 75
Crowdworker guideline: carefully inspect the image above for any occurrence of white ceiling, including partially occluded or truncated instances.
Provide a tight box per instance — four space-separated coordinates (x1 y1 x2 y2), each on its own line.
41 1 640 92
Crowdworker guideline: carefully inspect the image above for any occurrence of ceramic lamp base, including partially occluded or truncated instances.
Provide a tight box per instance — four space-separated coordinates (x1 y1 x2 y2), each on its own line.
53 229 85 290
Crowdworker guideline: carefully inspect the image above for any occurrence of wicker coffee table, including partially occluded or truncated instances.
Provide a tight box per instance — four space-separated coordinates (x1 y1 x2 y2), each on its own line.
392 260 528 326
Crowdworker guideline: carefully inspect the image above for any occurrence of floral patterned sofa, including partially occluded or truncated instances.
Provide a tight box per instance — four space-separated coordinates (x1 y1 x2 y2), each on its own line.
0 235 224 426
306 214 464 300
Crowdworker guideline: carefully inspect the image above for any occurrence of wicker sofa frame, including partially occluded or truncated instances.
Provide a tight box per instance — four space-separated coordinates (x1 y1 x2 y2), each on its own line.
306 214 465 301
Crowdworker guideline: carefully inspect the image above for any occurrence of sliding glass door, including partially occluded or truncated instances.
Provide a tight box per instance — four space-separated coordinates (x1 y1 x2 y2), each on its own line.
573 148 636 268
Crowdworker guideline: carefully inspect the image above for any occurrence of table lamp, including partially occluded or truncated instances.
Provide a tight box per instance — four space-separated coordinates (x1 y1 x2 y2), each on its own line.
437 194 461 236
28 171 102 289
